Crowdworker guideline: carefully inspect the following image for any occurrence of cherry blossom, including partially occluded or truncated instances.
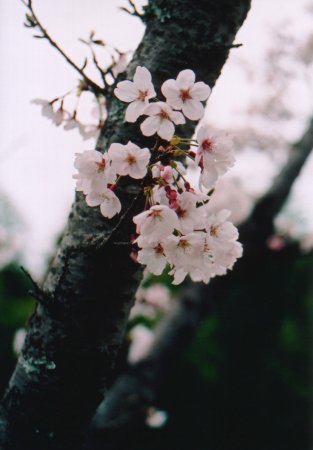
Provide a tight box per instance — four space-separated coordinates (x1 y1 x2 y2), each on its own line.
108 141 150 179
136 236 167 275
145 408 168 428
143 284 172 312
72 65 243 286
161 69 211 120
114 66 156 122
128 325 154 364
205 209 239 248
73 150 116 195
211 240 243 276
196 125 235 188
85 188 121 218
140 102 185 141
164 232 211 284
32 99 69 126
133 205 179 240
112 51 129 77
174 191 204 234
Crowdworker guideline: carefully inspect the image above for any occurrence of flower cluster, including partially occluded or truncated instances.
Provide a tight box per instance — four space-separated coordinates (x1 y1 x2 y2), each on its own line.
32 40 130 140
73 66 242 285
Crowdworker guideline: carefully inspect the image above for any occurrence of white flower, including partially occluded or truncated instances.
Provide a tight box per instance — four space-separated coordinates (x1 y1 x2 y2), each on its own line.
212 240 243 276
143 284 171 311
77 123 101 141
73 150 116 195
161 69 211 120
145 408 168 428
86 188 121 218
32 99 69 126
206 209 239 247
108 141 150 179
114 66 156 122
136 236 167 275
205 210 243 275
128 325 154 364
174 191 204 234
133 205 179 240
152 185 170 206
164 232 211 285
196 126 235 188
112 51 129 77
140 102 185 141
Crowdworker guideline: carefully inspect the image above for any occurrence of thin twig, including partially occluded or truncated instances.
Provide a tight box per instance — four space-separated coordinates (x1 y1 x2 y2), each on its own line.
89 45 107 88
23 0 103 95
120 0 143 19
20 266 50 306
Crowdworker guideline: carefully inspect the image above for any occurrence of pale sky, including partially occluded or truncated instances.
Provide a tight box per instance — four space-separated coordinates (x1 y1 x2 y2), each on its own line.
0 0 312 275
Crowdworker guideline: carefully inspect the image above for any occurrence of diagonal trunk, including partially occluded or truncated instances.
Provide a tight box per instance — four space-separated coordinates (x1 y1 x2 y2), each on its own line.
0 1 251 449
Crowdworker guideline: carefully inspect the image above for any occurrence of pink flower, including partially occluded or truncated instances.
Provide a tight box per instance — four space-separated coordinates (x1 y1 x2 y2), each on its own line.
196 126 235 188
86 188 121 218
140 102 185 141
161 69 211 120
108 141 150 179
114 66 156 122
206 210 239 246
32 99 69 126
73 150 116 195
133 205 179 240
174 191 202 234
112 51 129 77
136 237 167 275
164 232 210 285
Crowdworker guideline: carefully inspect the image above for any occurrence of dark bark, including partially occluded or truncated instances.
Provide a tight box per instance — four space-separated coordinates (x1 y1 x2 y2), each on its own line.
0 1 251 449
90 115 313 437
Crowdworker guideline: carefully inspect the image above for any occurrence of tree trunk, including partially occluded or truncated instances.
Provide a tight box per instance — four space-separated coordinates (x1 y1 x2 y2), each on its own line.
0 1 251 449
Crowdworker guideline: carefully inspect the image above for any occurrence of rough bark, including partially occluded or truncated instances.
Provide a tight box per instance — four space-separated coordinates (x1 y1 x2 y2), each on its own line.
90 116 313 436
0 1 251 449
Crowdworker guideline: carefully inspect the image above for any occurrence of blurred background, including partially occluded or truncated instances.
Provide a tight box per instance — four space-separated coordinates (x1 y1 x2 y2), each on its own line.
0 1 312 449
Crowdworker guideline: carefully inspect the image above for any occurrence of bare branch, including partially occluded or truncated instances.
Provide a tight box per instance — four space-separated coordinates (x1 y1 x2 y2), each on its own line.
23 1 103 95
120 0 143 19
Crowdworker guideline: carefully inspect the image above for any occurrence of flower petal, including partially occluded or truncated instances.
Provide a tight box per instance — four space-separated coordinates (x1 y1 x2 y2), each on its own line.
108 143 126 161
125 100 146 122
170 110 186 125
182 99 204 120
100 193 121 218
134 66 152 89
140 116 161 136
161 79 179 98
143 102 162 116
158 119 175 140
176 69 195 89
190 82 211 101
114 80 138 102
85 192 102 207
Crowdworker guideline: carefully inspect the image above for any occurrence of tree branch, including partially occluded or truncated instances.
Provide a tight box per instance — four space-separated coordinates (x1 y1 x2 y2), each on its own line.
0 1 251 449
23 0 103 95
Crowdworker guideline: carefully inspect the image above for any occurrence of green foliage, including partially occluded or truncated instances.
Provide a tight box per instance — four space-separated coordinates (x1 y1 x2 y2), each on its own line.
0 263 34 394
185 315 222 382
